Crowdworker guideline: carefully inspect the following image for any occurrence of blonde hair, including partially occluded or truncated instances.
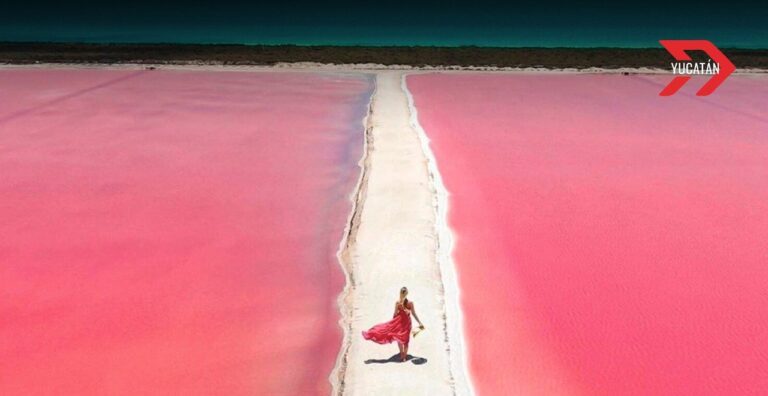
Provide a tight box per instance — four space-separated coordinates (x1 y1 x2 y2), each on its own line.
399 287 408 304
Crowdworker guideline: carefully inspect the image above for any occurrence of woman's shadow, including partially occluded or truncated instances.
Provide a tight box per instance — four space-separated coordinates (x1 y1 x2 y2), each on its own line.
364 354 428 365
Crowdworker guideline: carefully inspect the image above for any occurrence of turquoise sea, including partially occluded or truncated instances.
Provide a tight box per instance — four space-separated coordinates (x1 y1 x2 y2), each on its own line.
2 1 767 48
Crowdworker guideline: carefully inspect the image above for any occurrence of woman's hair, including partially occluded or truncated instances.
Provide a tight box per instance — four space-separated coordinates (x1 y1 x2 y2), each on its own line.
400 286 408 294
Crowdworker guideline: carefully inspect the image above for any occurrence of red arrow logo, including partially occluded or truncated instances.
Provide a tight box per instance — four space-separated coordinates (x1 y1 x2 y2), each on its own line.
659 40 736 96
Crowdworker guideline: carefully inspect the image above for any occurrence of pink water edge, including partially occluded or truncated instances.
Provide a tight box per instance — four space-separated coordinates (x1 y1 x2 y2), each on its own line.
0 69 372 395
407 74 768 395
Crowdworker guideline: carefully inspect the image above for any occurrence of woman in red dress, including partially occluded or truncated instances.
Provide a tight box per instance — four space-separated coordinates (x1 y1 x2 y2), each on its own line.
362 286 425 362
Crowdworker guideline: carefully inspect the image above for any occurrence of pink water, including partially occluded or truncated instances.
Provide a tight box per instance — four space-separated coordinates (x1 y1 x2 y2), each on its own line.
0 69 372 395
408 73 768 395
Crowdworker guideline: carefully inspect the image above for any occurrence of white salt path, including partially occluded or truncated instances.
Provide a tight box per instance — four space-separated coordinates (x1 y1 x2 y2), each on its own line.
332 71 472 395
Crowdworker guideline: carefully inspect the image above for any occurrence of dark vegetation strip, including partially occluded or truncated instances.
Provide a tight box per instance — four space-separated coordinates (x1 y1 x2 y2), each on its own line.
1 42 767 69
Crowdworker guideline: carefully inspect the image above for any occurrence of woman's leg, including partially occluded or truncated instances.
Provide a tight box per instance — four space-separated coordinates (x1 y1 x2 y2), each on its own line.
403 343 409 361
398 342 405 361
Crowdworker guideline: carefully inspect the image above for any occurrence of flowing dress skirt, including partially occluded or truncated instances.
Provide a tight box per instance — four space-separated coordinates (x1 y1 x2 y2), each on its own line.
362 307 412 346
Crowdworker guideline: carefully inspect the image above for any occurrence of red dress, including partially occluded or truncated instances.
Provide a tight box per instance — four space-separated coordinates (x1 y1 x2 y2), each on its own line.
362 300 412 346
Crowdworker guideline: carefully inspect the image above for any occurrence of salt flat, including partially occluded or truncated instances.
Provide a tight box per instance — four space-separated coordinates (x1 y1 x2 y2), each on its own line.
334 71 471 395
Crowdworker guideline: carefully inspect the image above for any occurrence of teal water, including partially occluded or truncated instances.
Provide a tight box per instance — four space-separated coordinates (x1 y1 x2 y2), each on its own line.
2 1 767 48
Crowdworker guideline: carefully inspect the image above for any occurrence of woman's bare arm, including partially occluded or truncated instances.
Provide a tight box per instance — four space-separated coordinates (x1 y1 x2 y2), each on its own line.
410 302 424 328
393 302 399 318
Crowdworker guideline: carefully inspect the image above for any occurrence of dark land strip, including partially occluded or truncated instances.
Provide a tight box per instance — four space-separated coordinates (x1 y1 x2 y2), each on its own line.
2 43 767 69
